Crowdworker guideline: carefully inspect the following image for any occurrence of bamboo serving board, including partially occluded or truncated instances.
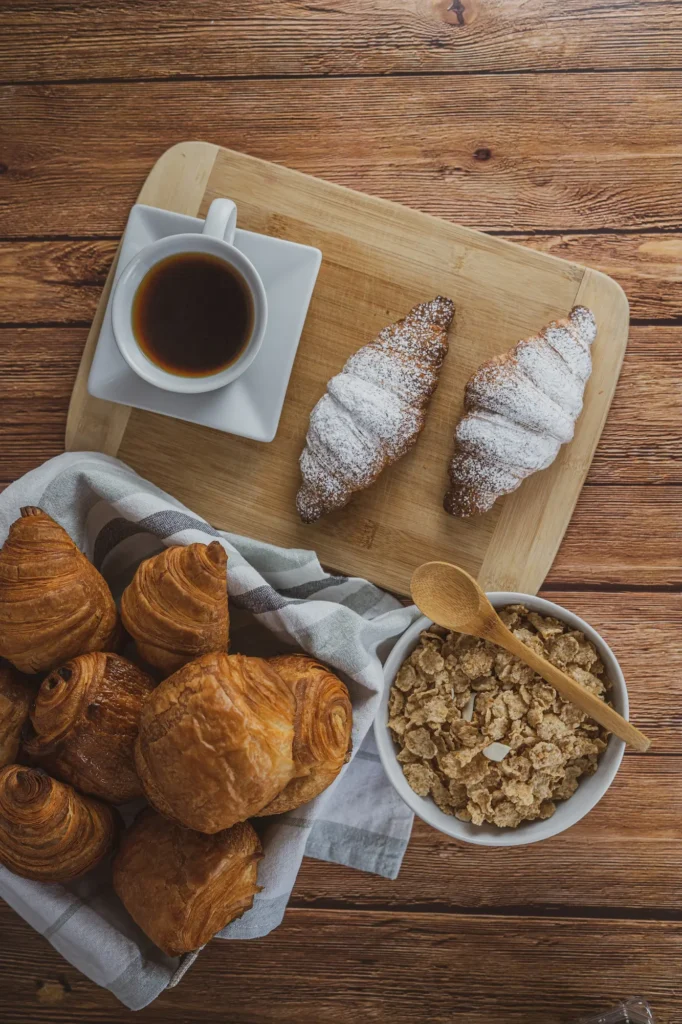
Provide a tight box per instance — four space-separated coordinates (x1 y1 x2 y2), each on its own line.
66 141 629 597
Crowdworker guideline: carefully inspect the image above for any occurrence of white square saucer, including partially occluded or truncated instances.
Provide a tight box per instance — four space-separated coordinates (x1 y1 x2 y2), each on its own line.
88 204 322 442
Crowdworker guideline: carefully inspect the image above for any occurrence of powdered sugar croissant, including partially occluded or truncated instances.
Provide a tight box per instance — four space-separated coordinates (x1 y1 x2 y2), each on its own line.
444 306 596 518
297 297 454 523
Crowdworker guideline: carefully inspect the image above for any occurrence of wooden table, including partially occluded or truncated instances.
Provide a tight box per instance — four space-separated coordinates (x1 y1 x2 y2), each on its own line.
1 2 681 1021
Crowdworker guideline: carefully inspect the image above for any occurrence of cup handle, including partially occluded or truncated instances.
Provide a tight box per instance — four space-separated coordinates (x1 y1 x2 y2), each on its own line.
202 198 237 245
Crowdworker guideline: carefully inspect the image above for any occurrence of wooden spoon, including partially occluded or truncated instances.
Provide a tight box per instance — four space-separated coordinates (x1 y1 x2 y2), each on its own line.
411 561 651 752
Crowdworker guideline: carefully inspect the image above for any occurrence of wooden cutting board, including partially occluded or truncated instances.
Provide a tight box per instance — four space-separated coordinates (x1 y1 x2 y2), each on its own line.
66 141 629 597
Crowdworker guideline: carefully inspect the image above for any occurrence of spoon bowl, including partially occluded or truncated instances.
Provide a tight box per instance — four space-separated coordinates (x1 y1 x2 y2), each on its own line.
411 560 498 639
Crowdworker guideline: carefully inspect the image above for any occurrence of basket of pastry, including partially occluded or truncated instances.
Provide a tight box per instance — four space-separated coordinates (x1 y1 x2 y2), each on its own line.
0 497 408 975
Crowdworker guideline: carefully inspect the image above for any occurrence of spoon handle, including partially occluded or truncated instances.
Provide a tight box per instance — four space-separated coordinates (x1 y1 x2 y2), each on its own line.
490 621 651 752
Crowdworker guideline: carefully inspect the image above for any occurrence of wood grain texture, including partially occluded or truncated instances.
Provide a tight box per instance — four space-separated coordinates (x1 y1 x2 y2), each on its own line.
2 1 681 1016
69 142 625 597
3 0 682 81
3 235 682 322
3 74 682 236
519 233 682 321
295 760 682 911
0 241 113 324
549 486 682 586
588 327 682 484
0 328 85 488
0 902 680 1023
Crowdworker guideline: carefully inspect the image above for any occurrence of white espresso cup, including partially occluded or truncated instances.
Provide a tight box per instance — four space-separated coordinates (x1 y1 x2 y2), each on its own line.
111 198 268 394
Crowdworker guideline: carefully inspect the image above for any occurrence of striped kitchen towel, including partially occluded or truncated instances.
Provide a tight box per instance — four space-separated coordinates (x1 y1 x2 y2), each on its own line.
0 452 418 1010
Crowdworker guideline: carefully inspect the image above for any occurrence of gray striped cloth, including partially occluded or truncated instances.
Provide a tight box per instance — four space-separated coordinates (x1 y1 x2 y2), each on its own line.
0 453 417 1010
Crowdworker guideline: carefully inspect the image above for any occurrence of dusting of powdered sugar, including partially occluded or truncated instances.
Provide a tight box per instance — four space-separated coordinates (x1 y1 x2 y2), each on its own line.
297 297 454 522
446 306 596 517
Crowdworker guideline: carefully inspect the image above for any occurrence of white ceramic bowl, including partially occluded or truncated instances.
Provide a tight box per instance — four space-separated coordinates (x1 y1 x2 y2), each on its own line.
374 592 627 847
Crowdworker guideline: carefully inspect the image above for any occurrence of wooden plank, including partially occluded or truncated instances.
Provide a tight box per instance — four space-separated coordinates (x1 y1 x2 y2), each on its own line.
518 233 682 321
0 241 113 324
0 328 84 489
295 758 682 909
549 487 682 587
3 75 682 236
556 492 682 584
3 0 682 80
0 902 680 1023
587 326 682 485
4 234 682 322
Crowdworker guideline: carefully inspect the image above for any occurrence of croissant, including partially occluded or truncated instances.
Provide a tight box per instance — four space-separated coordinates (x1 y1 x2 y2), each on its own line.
113 809 262 956
257 655 352 816
297 297 454 522
444 306 597 517
135 652 295 832
121 542 229 675
0 507 118 674
0 661 36 768
0 764 118 882
23 653 156 804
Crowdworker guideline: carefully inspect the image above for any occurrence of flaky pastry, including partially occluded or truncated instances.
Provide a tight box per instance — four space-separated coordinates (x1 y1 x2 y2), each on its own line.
0 507 118 674
113 809 262 956
24 653 156 803
135 653 295 832
121 542 229 674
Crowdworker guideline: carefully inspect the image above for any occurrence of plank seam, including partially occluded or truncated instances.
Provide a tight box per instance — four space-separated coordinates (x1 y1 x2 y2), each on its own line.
3 227 682 242
5 67 682 88
285 901 682 922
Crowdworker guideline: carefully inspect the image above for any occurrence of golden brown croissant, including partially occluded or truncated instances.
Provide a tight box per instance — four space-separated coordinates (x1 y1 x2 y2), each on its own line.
0 507 118 674
121 542 229 675
257 655 352 816
113 809 262 956
0 661 36 768
24 653 156 804
135 652 295 832
0 764 118 882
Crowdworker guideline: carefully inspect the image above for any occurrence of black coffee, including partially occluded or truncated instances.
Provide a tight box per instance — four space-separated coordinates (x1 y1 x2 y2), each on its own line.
132 252 253 377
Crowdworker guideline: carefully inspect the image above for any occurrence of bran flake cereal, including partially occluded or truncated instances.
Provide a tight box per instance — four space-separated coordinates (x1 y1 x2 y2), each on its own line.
388 606 610 828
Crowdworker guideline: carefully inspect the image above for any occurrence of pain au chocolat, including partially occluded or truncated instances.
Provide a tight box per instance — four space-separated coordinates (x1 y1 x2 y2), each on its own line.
135 653 295 832
113 809 262 957
24 653 156 804
257 655 352 816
